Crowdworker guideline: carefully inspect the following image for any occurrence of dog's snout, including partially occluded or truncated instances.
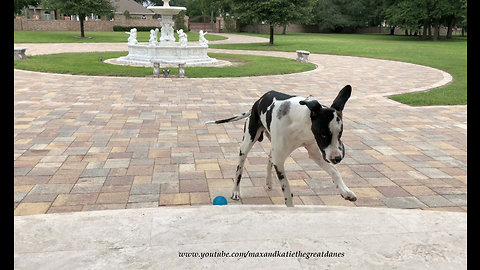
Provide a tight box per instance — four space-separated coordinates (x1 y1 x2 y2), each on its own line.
331 156 342 164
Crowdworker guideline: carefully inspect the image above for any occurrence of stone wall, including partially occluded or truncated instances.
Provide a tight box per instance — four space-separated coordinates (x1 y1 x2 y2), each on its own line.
111 16 161 28
239 23 457 36
189 22 214 32
187 16 224 33
240 23 320 34
14 18 162 31
14 18 114 31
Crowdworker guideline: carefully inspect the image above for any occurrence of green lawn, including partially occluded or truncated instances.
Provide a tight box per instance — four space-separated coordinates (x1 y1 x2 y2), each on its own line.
14 31 466 106
211 33 467 106
13 51 316 78
13 30 227 43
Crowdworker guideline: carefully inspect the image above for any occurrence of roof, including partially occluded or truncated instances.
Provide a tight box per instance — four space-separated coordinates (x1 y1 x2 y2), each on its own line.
110 0 154 15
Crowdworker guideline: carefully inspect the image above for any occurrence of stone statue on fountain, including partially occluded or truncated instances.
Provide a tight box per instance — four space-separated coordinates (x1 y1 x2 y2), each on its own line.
160 20 175 42
177 29 188 47
125 28 138 45
199 30 209 46
149 29 158 46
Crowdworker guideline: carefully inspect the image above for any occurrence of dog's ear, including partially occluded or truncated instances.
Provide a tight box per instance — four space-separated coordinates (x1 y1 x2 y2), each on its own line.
300 99 322 117
331 85 352 112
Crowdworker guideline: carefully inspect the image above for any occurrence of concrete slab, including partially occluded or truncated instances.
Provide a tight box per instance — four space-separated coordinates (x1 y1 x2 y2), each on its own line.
14 205 466 269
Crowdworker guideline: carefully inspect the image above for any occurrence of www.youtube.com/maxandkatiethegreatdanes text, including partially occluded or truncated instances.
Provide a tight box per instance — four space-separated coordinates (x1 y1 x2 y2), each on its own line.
178 250 345 260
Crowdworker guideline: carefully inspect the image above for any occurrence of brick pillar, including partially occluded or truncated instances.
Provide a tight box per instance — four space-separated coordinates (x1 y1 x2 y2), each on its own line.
215 16 224 33
184 15 189 31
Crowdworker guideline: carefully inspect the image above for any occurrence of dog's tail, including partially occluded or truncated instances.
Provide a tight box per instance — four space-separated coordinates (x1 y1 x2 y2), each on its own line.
205 110 251 124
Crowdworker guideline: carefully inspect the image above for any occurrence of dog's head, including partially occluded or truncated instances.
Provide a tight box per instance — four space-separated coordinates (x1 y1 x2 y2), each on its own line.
300 85 352 164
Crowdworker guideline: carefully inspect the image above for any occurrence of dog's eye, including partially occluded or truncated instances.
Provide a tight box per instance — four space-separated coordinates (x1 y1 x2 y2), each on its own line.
321 134 327 139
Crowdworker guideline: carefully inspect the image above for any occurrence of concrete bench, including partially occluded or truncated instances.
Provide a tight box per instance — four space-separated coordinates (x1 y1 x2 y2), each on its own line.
151 60 186 78
296 50 310 63
14 47 27 60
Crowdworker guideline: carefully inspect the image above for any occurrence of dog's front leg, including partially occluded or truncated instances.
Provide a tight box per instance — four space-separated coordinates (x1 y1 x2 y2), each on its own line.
271 150 294 207
305 145 357 201
273 163 294 207
319 162 357 201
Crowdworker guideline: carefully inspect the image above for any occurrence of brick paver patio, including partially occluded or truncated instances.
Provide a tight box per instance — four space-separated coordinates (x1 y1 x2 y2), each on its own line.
14 34 466 215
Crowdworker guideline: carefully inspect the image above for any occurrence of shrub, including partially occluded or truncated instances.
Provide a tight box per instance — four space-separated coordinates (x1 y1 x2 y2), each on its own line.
113 25 159 32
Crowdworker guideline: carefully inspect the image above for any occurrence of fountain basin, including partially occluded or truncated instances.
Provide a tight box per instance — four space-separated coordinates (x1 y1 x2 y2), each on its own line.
147 6 186 15
115 42 218 67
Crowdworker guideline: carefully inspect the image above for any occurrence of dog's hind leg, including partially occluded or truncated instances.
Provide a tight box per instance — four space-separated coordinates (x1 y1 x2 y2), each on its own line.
231 118 264 200
265 150 273 190
263 132 274 190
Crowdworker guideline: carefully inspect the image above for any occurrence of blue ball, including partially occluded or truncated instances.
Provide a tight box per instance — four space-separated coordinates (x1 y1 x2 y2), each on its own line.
213 196 228 205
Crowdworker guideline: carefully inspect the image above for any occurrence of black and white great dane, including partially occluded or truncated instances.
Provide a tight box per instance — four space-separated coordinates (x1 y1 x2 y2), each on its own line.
206 85 357 207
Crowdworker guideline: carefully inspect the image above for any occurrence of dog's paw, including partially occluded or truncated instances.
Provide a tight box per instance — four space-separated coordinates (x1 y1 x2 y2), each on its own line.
231 191 240 200
341 190 357 202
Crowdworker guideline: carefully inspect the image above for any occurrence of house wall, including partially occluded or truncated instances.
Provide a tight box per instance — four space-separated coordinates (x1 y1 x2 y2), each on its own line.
24 9 57 20
113 16 160 28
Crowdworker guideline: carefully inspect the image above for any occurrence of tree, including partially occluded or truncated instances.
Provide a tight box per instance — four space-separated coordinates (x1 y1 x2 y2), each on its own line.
442 0 466 39
382 0 466 40
384 0 424 35
42 0 114 38
185 0 219 19
14 0 40 15
313 0 379 33
232 0 312 45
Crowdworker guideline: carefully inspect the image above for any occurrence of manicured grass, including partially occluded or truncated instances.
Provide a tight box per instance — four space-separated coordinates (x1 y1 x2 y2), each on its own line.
13 51 316 78
13 30 227 43
211 33 466 106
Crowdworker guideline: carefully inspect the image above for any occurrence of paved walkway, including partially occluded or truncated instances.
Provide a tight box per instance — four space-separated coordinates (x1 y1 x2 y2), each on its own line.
14 205 466 269
14 34 466 215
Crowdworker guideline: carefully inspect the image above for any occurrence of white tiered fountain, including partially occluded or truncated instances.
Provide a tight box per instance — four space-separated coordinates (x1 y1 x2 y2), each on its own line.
115 0 217 67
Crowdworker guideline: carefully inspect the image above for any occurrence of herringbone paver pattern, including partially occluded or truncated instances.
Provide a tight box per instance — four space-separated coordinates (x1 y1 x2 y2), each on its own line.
14 35 466 215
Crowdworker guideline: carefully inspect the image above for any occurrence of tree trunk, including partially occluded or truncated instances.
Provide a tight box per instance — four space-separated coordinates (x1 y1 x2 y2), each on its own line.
269 25 274 45
79 16 85 38
422 21 428 39
282 24 287 35
433 23 439 41
446 25 452 39
446 18 453 39
390 26 395 35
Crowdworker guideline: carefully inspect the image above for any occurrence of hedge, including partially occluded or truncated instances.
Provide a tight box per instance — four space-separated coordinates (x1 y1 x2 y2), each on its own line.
113 25 159 32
